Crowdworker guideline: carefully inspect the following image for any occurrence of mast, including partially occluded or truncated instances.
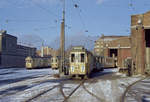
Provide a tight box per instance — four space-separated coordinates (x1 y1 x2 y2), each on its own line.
60 0 65 75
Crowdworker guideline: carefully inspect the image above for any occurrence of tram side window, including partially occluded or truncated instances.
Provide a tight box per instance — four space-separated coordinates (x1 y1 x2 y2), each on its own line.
55 59 57 62
71 54 75 62
81 54 84 62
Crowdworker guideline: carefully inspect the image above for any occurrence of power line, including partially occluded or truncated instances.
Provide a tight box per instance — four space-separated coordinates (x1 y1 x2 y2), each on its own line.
31 0 60 18
4 19 53 23
29 0 62 24
71 0 88 32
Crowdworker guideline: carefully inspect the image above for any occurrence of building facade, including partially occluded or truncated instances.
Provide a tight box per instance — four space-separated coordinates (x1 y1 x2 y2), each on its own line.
94 35 128 56
94 35 131 68
36 46 58 57
0 30 36 68
104 37 131 68
131 11 150 75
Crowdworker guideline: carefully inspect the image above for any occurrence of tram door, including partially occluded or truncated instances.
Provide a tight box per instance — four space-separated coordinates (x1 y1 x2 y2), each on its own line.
145 29 150 72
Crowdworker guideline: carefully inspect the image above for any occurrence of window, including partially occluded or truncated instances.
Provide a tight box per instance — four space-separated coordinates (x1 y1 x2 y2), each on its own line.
81 54 85 62
55 59 57 62
27 60 31 63
71 54 75 62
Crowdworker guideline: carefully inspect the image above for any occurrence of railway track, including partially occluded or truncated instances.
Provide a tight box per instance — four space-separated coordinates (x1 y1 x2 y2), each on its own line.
24 79 85 102
62 79 85 102
82 84 105 102
61 74 108 102
121 76 147 102
26 85 59 102
23 72 116 102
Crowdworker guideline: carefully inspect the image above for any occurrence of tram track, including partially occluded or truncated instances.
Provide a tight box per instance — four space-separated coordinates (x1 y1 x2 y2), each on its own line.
22 72 118 102
24 78 71 102
62 79 85 102
82 84 105 102
121 76 147 102
26 85 59 102
25 79 84 102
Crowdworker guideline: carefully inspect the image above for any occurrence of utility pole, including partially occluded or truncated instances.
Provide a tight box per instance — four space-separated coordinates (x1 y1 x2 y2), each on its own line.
59 0 65 76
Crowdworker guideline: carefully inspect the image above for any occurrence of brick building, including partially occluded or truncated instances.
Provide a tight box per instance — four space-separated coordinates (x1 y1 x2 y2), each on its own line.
94 35 131 68
131 11 150 75
104 36 131 68
94 35 127 56
0 30 36 68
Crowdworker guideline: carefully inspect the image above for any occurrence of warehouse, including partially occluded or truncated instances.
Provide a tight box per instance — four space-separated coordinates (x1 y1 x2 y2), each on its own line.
94 35 131 68
102 36 131 68
0 30 36 68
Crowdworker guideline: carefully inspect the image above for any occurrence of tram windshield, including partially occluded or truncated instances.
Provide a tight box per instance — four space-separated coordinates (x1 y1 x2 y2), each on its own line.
81 53 85 62
71 54 75 62
71 53 85 63
27 60 31 63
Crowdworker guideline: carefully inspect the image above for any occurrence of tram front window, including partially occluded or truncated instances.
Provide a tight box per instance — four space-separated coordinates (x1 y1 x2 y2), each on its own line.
81 54 85 62
27 60 31 63
71 54 75 62
55 59 57 62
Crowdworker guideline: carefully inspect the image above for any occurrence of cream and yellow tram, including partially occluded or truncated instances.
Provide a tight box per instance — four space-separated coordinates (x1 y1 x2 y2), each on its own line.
69 46 94 79
25 56 51 69
51 56 59 69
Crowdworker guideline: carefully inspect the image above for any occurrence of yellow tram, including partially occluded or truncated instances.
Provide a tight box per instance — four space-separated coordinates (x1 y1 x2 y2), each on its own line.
51 56 59 70
69 46 94 79
25 56 51 69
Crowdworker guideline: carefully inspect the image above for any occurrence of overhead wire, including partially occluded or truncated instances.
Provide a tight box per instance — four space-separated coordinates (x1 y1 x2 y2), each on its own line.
71 0 88 32
4 0 61 27
31 0 60 19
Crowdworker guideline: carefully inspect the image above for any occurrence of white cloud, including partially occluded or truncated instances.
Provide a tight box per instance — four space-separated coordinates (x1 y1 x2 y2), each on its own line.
96 0 106 5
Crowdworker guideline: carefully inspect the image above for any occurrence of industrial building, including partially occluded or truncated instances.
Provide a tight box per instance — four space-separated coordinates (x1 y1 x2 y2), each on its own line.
94 35 131 68
94 35 127 56
131 11 150 75
0 30 36 68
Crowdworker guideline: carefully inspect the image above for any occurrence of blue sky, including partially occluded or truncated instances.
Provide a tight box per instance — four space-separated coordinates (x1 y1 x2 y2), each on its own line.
0 0 150 48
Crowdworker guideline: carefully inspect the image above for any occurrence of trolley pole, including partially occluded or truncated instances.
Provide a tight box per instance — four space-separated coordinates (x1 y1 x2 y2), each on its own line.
59 0 65 76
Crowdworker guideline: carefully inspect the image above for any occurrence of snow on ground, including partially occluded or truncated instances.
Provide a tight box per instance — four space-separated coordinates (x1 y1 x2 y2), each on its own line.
0 82 59 102
0 67 145 102
0 68 60 102
0 68 58 81
125 77 150 102
68 70 141 102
